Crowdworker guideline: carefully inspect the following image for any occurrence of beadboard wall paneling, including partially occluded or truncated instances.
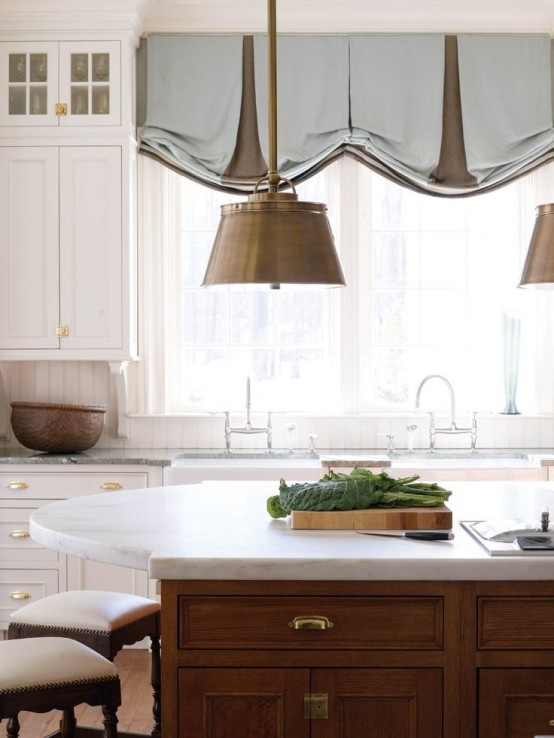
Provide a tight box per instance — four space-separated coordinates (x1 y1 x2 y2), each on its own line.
1 361 553 451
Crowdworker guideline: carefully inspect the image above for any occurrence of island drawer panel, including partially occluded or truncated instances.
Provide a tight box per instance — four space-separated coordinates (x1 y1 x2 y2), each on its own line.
178 595 444 650
478 596 554 649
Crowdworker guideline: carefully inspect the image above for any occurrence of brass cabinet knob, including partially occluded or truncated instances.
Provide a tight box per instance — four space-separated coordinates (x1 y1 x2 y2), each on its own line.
289 615 334 630
9 530 30 538
7 482 28 490
10 591 31 600
100 482 123 490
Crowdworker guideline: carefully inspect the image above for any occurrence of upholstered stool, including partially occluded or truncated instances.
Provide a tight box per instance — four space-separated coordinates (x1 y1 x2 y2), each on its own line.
8 591 161 737
0 636 121 738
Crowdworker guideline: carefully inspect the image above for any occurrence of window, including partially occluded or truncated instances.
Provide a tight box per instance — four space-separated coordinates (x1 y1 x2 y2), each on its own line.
137 156 538 416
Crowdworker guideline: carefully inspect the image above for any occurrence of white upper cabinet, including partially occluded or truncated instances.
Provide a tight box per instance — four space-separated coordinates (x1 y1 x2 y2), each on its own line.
0 145 125 356
0 41 121 127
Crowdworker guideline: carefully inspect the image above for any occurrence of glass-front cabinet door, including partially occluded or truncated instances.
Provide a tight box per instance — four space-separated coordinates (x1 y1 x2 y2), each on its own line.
58 41 120 126
0 42 59 126
0 40 120 126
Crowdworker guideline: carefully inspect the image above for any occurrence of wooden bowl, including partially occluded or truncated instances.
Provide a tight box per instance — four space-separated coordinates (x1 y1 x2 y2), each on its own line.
10 402 107 454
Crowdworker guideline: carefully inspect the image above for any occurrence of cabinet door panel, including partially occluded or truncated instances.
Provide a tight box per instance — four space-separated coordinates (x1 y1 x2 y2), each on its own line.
178 668 309 738
479 669 554 738
0 42 58 126
58 41 121 126
59 146 122 349
0 147 59 348
312 668 442 738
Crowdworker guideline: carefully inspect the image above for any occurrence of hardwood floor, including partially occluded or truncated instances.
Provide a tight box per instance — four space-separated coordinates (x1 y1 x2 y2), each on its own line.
0 649 153 738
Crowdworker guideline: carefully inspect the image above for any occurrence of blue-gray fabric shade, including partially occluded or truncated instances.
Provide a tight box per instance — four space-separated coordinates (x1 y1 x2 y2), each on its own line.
139 33 554 196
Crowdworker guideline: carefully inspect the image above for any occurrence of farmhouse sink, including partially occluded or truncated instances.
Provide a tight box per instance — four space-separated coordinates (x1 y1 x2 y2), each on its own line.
174 450 318 460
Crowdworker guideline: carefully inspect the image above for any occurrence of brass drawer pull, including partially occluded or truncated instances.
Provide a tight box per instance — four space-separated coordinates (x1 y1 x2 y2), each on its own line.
7 482 28 490
289 615 334 630
100 482 123 490
9 530 30 538
10 591 31 600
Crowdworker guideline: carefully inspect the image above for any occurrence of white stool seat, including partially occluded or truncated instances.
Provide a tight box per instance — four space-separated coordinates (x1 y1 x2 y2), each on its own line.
0 636 121 738
10 590 160 633
0 637 118 694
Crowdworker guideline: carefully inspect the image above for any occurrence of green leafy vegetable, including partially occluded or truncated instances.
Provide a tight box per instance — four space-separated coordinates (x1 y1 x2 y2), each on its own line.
267 467 452 518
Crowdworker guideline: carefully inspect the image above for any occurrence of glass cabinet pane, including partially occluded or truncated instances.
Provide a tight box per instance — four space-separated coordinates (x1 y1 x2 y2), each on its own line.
30 54 47 82
8 87 25 115
71 86 88 115
92 86 109 115
92 54 109 81
71 54 88 82
29 86 47 115
9 54 26 83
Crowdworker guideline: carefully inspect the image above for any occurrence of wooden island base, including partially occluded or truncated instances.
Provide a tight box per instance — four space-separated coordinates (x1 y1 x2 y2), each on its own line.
161 579 554 738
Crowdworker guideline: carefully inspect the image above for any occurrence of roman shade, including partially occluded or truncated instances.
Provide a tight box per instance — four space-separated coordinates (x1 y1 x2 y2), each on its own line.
138 33 554 196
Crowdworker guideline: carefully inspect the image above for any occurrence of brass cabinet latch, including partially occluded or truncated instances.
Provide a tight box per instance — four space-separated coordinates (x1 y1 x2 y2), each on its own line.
55 103 67 116
56 325 69 337
304 693 328 719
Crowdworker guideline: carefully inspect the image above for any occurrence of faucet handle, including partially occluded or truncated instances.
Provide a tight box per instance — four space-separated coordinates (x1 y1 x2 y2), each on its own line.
377 433 395 453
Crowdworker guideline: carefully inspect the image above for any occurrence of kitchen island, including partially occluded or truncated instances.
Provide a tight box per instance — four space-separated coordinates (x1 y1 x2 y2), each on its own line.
30 481 554 738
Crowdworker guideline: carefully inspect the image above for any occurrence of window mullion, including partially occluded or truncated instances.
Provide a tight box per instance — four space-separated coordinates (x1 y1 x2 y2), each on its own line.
337 157 361 413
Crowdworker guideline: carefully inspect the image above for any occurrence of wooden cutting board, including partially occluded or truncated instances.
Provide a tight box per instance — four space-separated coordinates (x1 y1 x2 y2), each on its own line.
290 506 452 530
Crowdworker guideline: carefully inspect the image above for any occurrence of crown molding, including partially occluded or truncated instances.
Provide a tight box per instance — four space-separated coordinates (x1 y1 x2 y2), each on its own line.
1 0 554 37
140 0 554 34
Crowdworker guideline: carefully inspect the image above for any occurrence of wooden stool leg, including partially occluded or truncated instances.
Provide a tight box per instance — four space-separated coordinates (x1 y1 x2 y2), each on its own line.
102 705 119 738
60 707 76 738
150 634 161 738
6 716 20 738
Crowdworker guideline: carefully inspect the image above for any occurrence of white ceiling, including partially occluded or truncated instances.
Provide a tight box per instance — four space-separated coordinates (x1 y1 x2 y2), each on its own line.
2 0 554 35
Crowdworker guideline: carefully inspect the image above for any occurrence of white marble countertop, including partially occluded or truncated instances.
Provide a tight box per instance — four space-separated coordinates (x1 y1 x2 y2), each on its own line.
29 480 554 581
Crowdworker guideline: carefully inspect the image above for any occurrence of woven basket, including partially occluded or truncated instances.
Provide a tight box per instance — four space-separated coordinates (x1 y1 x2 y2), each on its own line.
10 402 107 454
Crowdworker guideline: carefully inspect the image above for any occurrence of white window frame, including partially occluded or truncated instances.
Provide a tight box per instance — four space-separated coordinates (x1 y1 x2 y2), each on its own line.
134 155 554 418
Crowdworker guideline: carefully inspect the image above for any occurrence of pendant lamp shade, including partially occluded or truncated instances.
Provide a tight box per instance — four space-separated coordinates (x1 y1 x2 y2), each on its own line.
202 0 346 288
202 192 346 286
519 203 554 288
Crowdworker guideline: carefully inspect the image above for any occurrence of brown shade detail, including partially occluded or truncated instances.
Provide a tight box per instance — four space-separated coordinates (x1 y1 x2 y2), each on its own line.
519 203 554 288
202 191 346 286
223 36 268 180
430 35 478 188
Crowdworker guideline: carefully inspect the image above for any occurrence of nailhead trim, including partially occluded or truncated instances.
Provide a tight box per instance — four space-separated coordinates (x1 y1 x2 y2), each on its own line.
10 623 110 636
0 675 119 696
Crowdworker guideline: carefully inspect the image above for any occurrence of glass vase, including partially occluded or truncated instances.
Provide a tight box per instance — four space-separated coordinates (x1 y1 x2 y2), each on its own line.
501 313 521 415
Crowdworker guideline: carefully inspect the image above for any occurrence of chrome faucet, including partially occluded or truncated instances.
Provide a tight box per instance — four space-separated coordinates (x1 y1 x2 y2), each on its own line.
415 374 477 452
224 377 273 452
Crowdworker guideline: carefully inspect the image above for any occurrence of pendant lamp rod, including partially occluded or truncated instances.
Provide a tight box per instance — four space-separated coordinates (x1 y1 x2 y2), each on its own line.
267 0 279 193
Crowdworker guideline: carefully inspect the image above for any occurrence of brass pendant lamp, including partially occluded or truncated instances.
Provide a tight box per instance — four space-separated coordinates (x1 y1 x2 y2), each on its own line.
519 203 554 288
202 0 346 288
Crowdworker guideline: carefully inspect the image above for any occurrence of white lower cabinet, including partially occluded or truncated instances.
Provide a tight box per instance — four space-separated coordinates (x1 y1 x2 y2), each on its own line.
0 464 162 632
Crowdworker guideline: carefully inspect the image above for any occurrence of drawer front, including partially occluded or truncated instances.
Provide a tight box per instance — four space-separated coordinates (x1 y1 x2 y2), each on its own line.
478 596 554 649
0 471 148 499
0 569 59 629
178 596 443 650
0 507 60 562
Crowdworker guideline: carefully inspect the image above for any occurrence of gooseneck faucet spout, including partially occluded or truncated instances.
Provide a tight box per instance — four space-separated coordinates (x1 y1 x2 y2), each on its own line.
415 374 456 430
415 374 477 452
